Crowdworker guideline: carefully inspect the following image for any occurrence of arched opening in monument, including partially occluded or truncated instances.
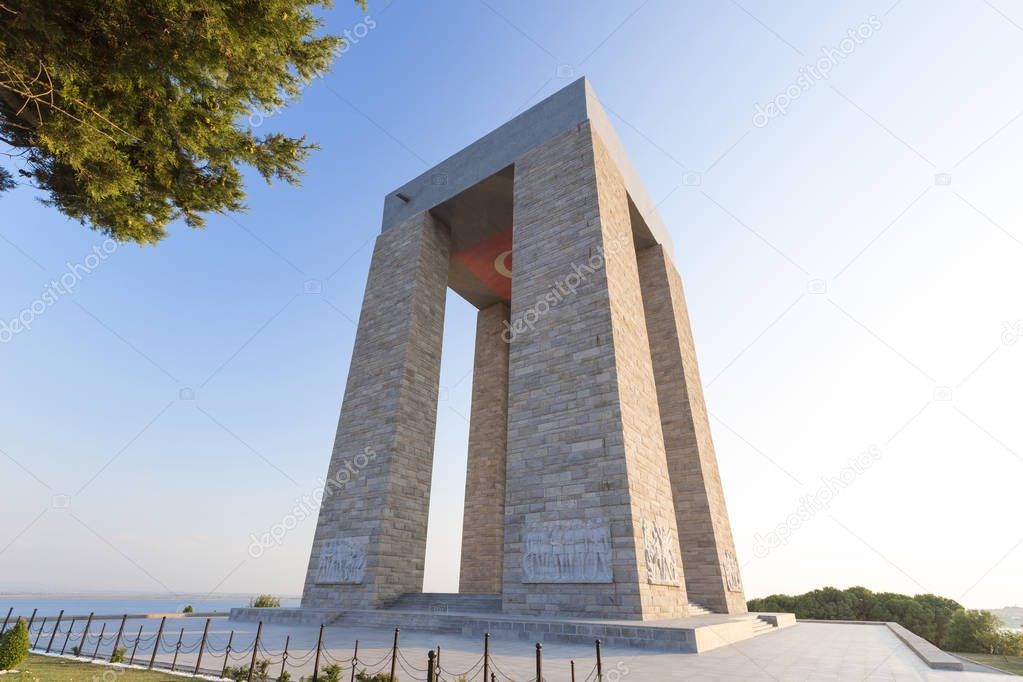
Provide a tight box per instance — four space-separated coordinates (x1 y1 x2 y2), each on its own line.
421 166 514 594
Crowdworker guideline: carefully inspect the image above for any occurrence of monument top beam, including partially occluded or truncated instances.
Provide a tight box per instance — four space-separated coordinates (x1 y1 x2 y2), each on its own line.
381 77 675 256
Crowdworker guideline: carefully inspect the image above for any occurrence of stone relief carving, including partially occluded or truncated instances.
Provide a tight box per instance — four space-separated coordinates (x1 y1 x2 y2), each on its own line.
642 519 681 586
522 519 613 583
723 549 743 593
315 538 366 584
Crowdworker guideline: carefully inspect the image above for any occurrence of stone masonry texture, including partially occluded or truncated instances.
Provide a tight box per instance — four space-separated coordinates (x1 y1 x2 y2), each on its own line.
302 211 450 610
501 121 689 620
302 81 749 620
459 302 510 594
637 244 748 614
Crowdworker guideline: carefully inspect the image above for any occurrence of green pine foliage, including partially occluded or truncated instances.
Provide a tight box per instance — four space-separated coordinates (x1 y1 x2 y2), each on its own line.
0 0 364 244
748 586 1021 655
0 617 30 670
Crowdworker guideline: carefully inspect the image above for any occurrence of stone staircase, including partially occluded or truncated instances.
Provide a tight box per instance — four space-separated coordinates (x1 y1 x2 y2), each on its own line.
752 617 776 635
687 601 716 617
383 592 502 614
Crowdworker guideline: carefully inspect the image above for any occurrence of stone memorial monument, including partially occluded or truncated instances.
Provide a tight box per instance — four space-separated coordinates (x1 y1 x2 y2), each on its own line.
301 78 747 621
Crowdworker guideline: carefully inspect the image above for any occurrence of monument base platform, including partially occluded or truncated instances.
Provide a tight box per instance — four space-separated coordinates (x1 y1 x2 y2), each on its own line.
229 606 795 653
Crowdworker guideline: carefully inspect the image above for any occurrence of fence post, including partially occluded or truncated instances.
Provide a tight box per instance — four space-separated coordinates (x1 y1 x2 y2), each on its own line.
26 608 37 635
32 617 46 649
78 613 94 657
92 623 107 659
350 639 359 682
194 618 211 676
61 618 76 655
595 639 602 682
483 632 490 682
171 627 184 671
111 614 127 660
222 630 235 678
426 650 435 682
312 623 324 682
279 635 290 681
491 674 496 682
0 607 11 634
535 642 542 682
148 616 166 669
390 627 399 682
129 624 143 665
571 660 575 682
46 610 64 653
436 646 441 680
247 621 263 682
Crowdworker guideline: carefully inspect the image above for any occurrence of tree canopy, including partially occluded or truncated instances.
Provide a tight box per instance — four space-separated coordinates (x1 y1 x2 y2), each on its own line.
748 586 1023 655
0 0 363 244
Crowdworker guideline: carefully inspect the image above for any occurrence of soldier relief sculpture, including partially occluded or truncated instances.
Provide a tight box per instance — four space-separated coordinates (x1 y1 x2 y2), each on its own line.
642 520 681 586
522 519 613 583
315 538 367 585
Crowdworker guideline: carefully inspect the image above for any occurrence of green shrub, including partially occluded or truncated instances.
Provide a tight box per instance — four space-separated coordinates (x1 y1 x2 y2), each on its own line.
71 645 81 656
0 618 30 670
249 595 281 608
224 665 244 681
224 660 272 682
323 663 343 681
355 671 391 682
110 646 127 663
182 604 194 613
252 658 271 682
277 671 292 682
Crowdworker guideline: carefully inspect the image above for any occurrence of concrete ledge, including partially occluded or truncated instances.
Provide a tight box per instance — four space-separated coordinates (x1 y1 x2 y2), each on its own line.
755 613 796 628
885 622 964 671
797 619 965 671
231 608 792 653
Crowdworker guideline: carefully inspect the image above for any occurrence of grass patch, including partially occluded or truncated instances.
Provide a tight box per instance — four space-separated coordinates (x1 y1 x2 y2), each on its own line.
3 653 197 680
957 652 1023 675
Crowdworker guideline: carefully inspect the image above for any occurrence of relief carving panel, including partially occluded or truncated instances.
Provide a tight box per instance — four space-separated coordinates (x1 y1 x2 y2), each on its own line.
522 519 613 583
642 519 681 586
315 538 367 584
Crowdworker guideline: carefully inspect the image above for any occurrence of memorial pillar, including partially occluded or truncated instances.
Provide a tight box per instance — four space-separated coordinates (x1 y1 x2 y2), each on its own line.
302 211 450 610
501 122 689 620
459 302 510 594
637 244 747 614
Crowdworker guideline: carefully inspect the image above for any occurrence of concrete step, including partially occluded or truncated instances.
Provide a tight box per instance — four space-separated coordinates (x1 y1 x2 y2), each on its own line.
383 593 502 613
686 602 716 616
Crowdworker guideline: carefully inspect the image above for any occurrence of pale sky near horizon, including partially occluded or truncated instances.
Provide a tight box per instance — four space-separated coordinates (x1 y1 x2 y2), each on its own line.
2 0 1022 610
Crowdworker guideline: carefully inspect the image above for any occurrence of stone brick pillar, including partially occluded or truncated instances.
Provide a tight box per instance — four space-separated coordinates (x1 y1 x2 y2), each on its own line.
637 244 747 614
501 122 688 620
459 302 510 594
302 211 450 610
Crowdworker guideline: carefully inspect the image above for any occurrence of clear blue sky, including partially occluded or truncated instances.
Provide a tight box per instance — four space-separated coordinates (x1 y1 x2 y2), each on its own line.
2 0 1021 609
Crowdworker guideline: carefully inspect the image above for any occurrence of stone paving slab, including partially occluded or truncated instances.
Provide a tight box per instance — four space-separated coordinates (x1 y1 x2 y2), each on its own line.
32 619 1012 680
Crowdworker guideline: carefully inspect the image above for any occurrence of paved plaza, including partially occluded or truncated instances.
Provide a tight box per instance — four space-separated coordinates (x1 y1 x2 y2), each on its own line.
71 617 1008 680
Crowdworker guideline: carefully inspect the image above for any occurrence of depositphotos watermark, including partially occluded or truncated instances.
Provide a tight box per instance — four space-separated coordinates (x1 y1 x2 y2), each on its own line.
248 446 377 558
0 239 118 344
751 445 882 558
753 16 881 128
501 232 631 343
248 15 377 128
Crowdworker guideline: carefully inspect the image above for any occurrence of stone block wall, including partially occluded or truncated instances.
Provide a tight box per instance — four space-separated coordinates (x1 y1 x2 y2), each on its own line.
302 211 450 609
500 122 688 620
459 302 510 594
637 244 747 614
